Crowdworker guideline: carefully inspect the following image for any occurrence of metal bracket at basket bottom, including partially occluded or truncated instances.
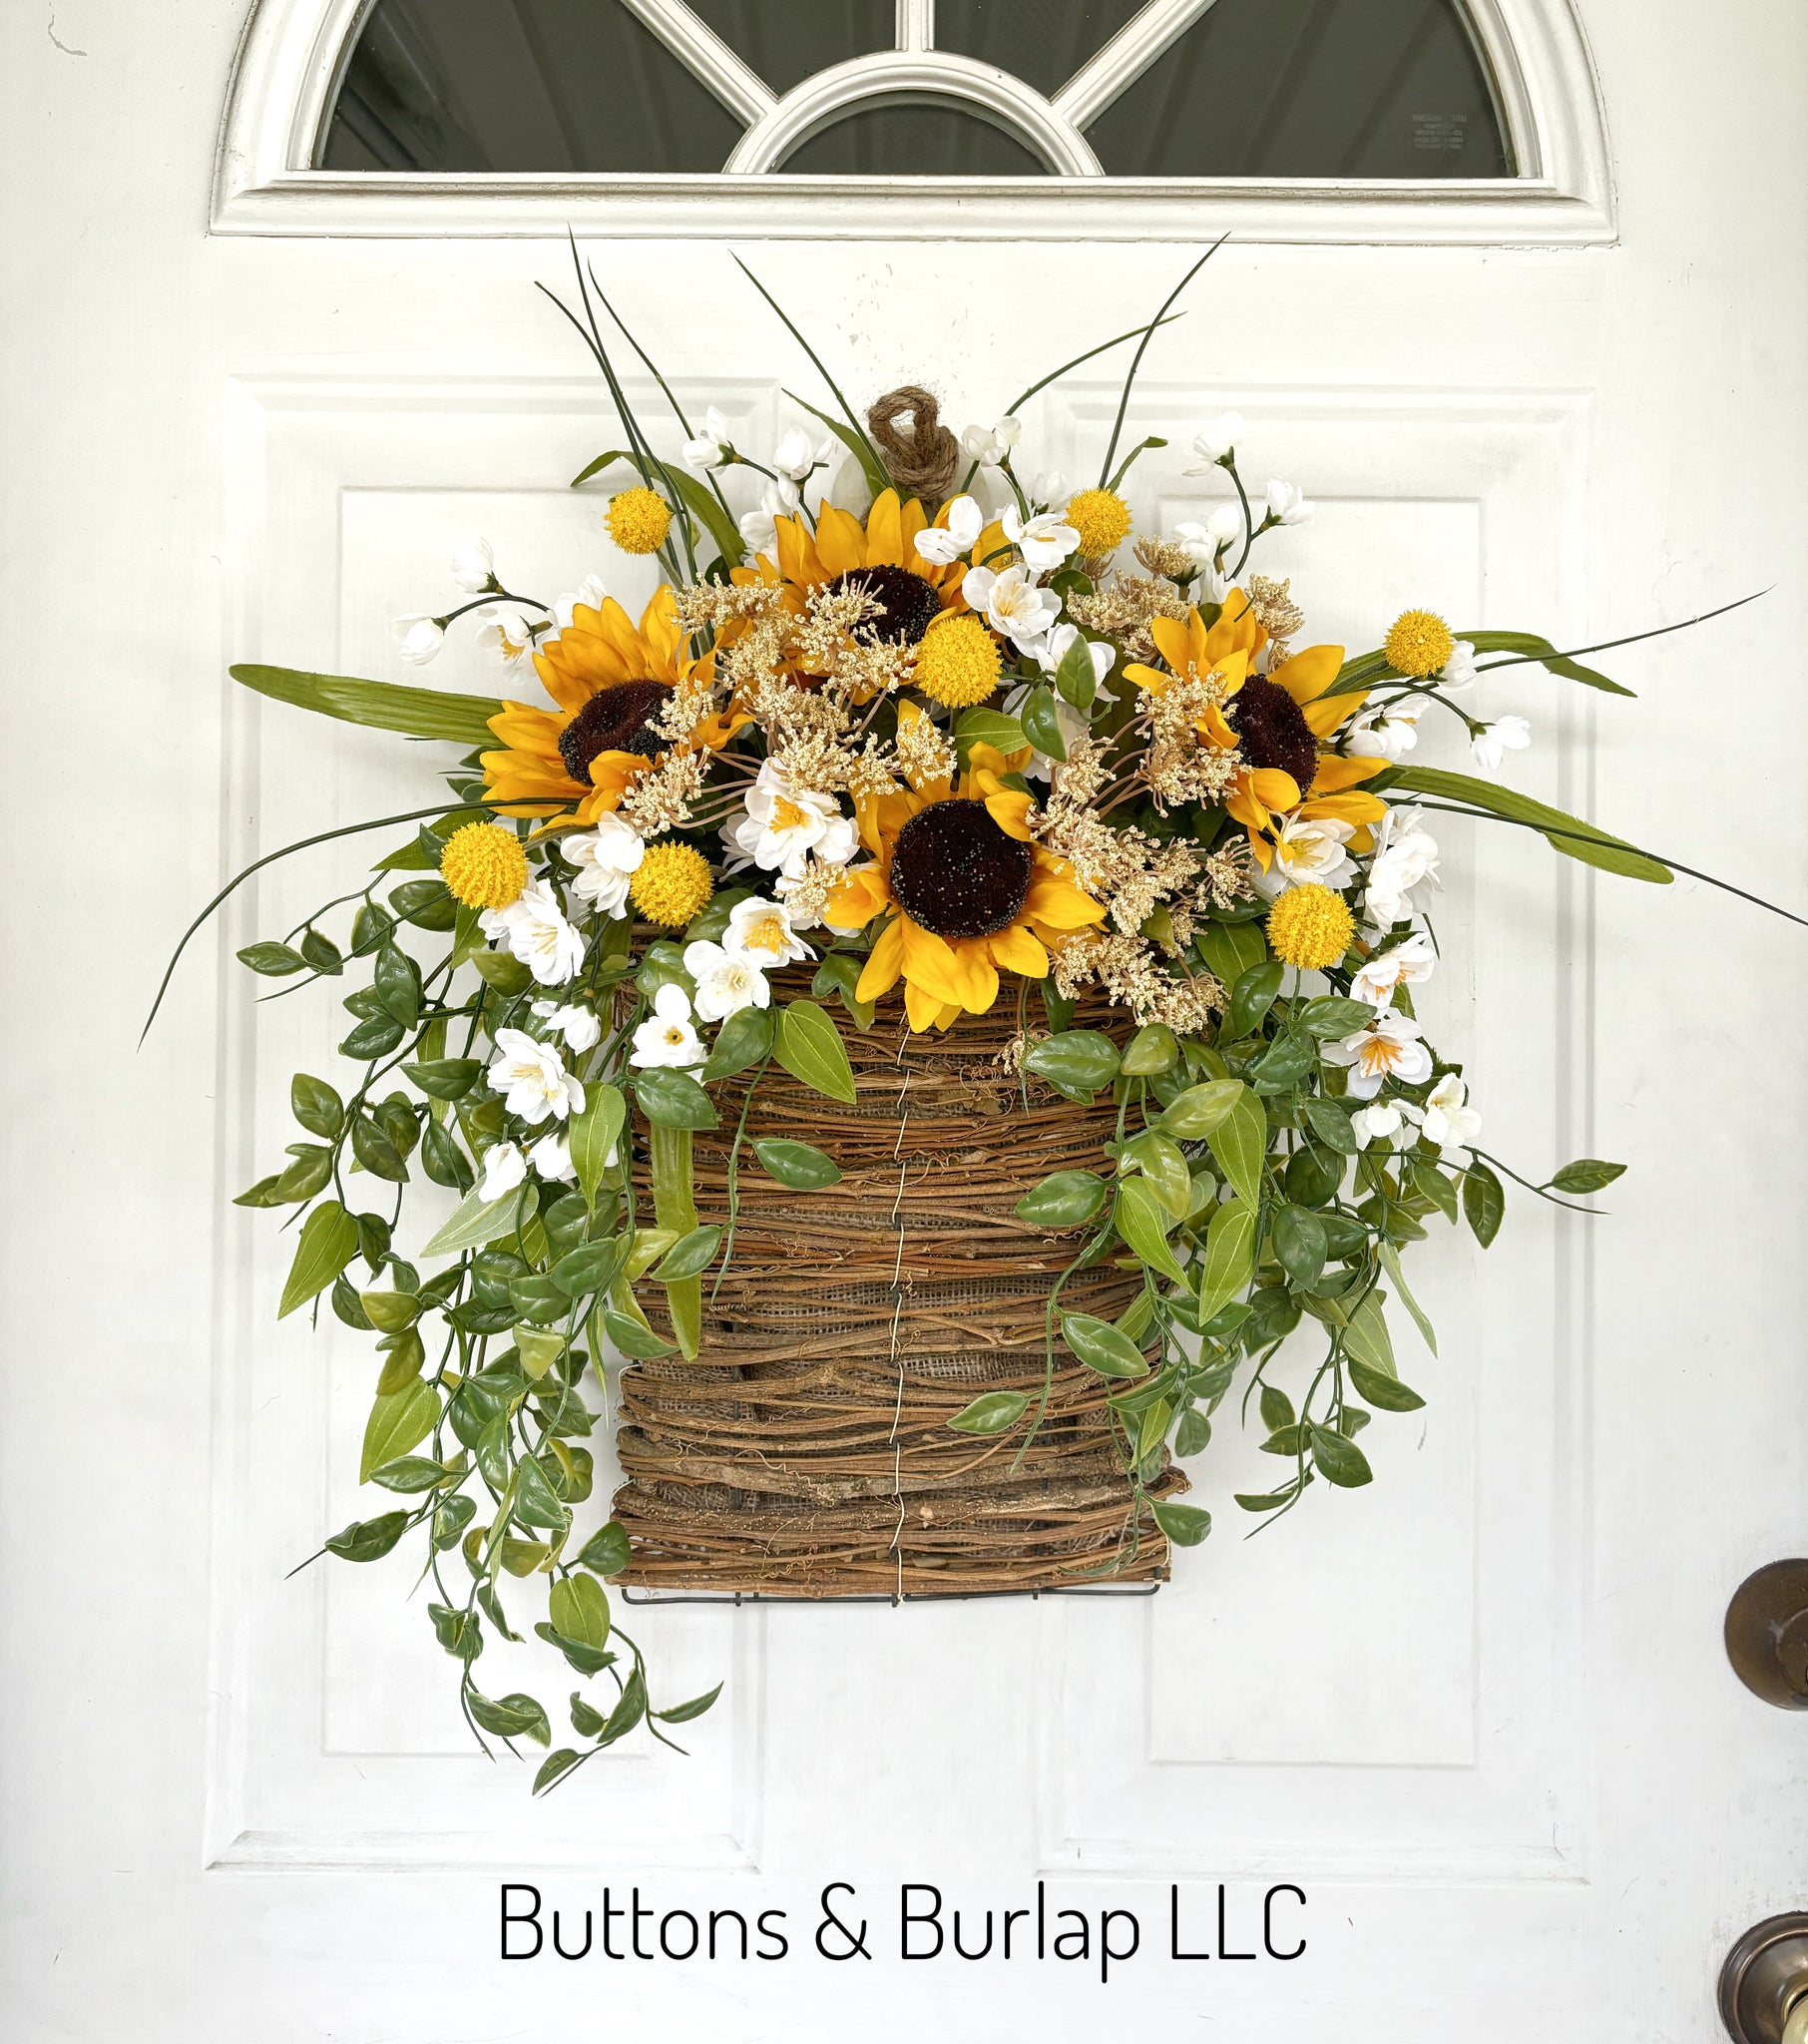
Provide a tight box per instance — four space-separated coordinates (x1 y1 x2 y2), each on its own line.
621 1581 1164 1607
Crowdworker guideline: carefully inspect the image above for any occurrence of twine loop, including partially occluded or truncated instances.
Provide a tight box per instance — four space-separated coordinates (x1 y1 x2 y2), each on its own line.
867 385 961 515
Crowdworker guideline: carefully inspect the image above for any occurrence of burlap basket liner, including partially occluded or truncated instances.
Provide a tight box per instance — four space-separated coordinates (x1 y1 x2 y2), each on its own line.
612 981 1186 1598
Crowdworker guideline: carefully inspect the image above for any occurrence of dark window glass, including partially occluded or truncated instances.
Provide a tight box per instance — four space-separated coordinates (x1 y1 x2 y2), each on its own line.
320 0 743 174
779 101 1050 175
934 0 1150 101
687 0 895 97
317 0 1512 181
1084 0 1511 178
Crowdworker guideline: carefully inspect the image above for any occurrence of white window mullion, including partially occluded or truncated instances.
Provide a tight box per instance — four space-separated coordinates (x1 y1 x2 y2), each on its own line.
615 0 776 127
895 0 935 53
1053 0 1222 130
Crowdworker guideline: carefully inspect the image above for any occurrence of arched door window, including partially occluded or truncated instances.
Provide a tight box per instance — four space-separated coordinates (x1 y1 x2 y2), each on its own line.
213 0 1613 240
322 0 1512 179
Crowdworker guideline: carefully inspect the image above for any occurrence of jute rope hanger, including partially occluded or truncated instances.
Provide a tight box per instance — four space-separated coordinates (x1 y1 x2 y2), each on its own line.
866 385 962 514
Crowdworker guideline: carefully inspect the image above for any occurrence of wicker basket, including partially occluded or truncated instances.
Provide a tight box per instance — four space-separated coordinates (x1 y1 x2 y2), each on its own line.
610 979 1186 1597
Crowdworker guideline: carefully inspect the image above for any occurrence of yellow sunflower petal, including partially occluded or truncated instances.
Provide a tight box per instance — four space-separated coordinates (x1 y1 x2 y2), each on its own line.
1024 870 1106 929
984 789 1036 841
1271 644 1345 706
904 979 947 1032
774 514 819 589
1300 790 1389 826
941 938 1000 1013
1149 615 1195 676
826 862 893 931
1124 661 1170 698
813 505 867 578
856 916 907 1002
989 923 1050 978
864 489 903 567
1308 753 1388 794
898 917 966 1005
1300 689 1372 738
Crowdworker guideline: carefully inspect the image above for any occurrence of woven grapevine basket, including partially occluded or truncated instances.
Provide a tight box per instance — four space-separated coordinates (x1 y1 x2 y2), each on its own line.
610 978 1189 1597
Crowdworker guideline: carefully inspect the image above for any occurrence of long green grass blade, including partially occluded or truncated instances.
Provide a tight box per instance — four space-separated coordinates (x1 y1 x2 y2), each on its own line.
231 665 504 749
1383 766 1671 881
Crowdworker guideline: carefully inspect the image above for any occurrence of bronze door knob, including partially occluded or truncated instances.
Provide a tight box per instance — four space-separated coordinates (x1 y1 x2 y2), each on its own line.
1721 1914 1808 2043
1724 1561 1808 1709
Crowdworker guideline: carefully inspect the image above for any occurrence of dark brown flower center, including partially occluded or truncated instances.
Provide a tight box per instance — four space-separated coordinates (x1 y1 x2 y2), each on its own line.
823 563 943 647
890 800 1033 940
1230 675 1318 794
558 680 673 783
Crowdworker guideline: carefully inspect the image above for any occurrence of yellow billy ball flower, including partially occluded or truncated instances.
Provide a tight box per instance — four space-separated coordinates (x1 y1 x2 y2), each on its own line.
913 612 1001 709
606 485 673 556
438 821 528 910
1065 487 1131 559
630 840 713 926
1384 608 1456 679
1265 882 1355 971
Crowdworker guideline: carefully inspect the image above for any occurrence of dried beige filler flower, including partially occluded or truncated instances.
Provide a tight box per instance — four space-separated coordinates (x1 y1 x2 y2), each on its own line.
1133 535 1197 582
1069 574 1190 665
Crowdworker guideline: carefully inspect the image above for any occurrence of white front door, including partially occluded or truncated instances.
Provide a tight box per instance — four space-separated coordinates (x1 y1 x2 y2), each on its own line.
5 2 1806 2038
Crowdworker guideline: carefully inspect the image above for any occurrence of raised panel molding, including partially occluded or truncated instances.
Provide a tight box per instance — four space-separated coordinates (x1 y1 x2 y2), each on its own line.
205 370 1593 1887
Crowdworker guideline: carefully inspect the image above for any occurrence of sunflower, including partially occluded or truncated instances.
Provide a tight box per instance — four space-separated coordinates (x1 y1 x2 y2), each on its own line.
479 587 736 822
1124 591 1388 867
825 716 1104 1032
732 487 1000 648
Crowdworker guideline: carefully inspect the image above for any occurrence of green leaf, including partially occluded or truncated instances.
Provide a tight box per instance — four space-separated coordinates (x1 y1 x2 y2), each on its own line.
323 1511 409 1562
1297 996 1375 1040
1249 1030 1315 1093
1259 1384 1296 1432
1023 1030 1121 1101
349 1113 408 1183
237 941 305 977
1459 627 1633 697
1015 1169 1108 1229
1194 1195 1256 1326
1150 1500 1211 1548
1174 1406 1211 1457
389 878 456 931
653 1225 723 1280
231 664 504 750
420 1183 528 1261
1020 685 1069 762
467 1690 552 1747
551 1238 624 1299
533 1749 585 1795
633 1068 718 1130
1120 1132 1192 1220
373 943 421 1028
1206 1091 1267 1210
1224 961 1284 1041
570 1085 627 1208
1115 1178 1187 1282
1200 919 1267 985
656 1682 724 1726
1348 1358 1426 1412
577 1521 633 1577
953 707 1029 759
470 949 532 995
1156 1078 1245 1140
340 1014 405 1061
1308 1424 1373 1488
278 1200 359 1318
549 1573 611 1653
1409 1159 1460 1225
1378 1240 1437 1356
1301 1095 1359 1156
514 1326 566 1380
1054 630 1101 711
947 1390 1031 1435
753 1139 842 1190
511 1454 570 1534
1062 1311 1151 1379
370 1454 456 1494
291 1074 344 1138
700 1003 774 1082
601 1305 678 1360
664 465 746 569
810 952 876 1030
359 1379 439 1483
1462 1160 1506 1248
1383 766 1671 883
402 1057 483 1101
1549 1157 1626 1195
570 446 635 486
1121 1022 1178 1077
1272 1205 1327 1290
357 1288 420 1333
1342 1290 1396 1378
773 999 857 1105
600 1664 648 1745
